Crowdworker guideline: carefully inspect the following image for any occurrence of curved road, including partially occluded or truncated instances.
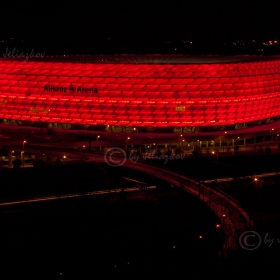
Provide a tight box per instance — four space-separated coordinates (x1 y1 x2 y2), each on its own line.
5 145 253 256
87 151 253 256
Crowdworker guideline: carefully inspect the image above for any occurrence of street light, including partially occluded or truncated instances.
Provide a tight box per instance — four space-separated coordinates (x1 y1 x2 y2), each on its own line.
234 136 240 153
82 145 86 161
23 140 27 149
179 134 183 148
97 135 101 151
223 131 227 153
133 127 139 151
22 140 27 167
125 136 130 151
270 128 274 147
253 177 262 192
107 125 112 132
212 151 218 162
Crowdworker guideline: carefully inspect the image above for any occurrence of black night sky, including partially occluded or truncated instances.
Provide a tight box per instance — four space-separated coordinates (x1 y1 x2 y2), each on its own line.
1 2 280 279
1 1 280 54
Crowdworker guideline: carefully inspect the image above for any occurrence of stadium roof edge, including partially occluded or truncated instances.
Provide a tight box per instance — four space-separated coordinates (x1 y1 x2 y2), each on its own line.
1 54 280 64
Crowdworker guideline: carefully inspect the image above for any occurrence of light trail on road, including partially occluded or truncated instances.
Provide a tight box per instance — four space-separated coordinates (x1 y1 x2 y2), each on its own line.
0 186 157 207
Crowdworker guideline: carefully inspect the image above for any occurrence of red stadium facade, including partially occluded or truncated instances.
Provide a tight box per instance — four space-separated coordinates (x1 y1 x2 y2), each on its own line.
1 55 280 132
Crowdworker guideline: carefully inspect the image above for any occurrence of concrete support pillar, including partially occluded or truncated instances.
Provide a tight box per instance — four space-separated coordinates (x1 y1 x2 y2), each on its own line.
9 150 13 168
21 151 25 167
244 138 246 146
232 139 234 146
219 140 222 147
206 141 208 148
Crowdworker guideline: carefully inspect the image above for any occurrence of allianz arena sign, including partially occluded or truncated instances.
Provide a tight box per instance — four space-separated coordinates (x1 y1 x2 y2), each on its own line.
44 85 98 93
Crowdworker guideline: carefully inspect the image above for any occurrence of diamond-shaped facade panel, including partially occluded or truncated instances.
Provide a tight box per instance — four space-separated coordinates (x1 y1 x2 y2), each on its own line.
0 55 280 127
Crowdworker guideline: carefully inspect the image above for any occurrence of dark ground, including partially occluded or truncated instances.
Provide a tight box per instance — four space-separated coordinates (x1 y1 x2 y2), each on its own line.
0 187 223 279
1 154 280 279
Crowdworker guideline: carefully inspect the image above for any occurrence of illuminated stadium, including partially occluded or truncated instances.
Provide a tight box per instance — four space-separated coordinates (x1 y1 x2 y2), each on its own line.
1 54 280 150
